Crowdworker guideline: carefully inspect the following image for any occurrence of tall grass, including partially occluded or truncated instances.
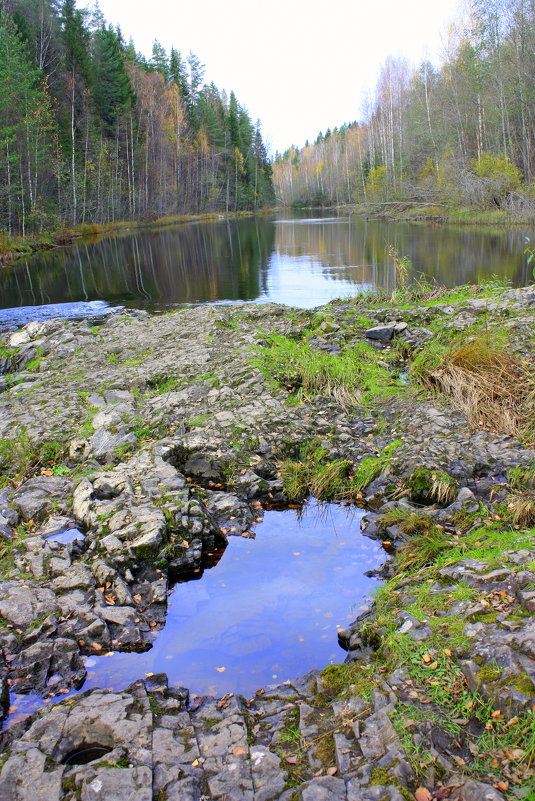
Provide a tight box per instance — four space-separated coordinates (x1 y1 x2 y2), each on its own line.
412 334 535 443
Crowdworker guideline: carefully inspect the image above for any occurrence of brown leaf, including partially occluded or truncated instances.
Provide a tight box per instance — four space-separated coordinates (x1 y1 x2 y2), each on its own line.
415 788 432 801
133 594 142 603
422 653 432 664
286 756 299 765
232 746 247 756
327 767 337 776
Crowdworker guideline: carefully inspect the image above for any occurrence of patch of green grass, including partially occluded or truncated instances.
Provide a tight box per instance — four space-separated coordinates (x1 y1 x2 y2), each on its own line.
254 335 404 407
279 440 401 502
0 428 66 486
106 353 121 364
147 374 183 394
508 463 535 491
188 413 210 428
406 466 459 506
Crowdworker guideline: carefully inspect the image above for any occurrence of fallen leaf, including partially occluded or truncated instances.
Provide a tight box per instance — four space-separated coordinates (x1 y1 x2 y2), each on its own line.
286 756 298 765
133 594 142 603
496 782 509 792
327 767 337 776
232 746 247 756
216 666 226 673
415 787 432 801
191 759 199 767
422 653 432 664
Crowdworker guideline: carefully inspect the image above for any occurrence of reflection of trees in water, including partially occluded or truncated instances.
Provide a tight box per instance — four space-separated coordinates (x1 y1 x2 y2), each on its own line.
274 219 533 290
0 218 532 311
0 219 275 309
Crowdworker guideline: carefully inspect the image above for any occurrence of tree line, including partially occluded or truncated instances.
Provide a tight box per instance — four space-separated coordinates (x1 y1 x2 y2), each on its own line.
273 0 535 212
0 0 275 237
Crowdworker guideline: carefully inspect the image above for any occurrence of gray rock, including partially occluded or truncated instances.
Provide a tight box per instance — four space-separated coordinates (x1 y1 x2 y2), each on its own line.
53 564 94 591
0 582 58 627
358 709 397 759
299 776 347 800
452 780 505 801
79 766 152 801
365 323 397 342
0 748 63 801
12 476 72 521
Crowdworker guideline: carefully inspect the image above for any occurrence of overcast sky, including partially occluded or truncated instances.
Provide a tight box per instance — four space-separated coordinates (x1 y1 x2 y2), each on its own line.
90 0 462 154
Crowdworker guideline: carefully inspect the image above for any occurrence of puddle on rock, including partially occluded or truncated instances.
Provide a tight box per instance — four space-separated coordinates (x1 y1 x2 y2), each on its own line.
81 499 382 698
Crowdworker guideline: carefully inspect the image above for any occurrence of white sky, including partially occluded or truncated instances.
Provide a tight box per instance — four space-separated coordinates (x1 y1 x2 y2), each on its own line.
89 0 462 155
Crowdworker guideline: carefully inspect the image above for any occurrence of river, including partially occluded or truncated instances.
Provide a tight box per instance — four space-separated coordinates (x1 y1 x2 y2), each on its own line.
0 212 533 327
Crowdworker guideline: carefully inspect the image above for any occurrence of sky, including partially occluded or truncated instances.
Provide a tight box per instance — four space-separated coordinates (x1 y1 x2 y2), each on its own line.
89 0 462 155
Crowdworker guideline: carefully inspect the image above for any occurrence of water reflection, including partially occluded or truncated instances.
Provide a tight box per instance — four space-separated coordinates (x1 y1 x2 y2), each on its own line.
0 213 533 322
81 500 382 698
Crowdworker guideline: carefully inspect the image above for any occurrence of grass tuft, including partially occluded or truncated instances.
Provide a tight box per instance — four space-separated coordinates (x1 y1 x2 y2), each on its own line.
412 334 535 442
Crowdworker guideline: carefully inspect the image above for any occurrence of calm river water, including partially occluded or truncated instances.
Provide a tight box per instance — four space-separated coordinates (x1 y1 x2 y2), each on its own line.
0 212 533 326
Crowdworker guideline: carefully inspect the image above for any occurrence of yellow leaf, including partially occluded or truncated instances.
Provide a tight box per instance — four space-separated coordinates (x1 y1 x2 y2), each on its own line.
191 759 199 767
216 667 226 673
422 653 432 664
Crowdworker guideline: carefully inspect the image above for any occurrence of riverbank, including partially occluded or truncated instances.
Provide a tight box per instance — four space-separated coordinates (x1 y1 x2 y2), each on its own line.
0 282 534 800
288 202 535 227
0 209 267 267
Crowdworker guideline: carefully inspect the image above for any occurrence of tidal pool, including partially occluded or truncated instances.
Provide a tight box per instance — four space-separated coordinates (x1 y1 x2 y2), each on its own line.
82 499 382 698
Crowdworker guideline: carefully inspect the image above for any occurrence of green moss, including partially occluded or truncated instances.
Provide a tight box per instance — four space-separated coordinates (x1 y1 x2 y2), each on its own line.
315 733 336 767
319 663 374 700
369 767 413 801
473 611 499 624
476 663 503 684
511 672 535 696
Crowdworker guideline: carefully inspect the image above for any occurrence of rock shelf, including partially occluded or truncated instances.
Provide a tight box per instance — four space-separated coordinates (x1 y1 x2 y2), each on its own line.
0 285 534 799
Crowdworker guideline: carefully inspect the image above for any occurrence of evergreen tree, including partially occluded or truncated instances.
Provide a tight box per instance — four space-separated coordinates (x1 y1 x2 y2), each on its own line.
92 24 132 135
0 11 57 234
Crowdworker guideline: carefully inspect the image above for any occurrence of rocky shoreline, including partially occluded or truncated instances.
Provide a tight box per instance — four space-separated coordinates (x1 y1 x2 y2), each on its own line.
0 285 534 800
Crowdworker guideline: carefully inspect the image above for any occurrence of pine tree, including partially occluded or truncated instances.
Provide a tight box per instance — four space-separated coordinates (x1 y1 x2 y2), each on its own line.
92 24 132 135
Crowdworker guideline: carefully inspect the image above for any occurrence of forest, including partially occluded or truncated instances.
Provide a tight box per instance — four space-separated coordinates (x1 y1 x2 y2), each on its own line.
0 0 275 237
273 0 535 214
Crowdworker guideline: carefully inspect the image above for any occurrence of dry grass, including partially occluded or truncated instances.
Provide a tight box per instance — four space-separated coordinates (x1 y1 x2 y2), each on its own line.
509 491 535 527
417 337 535 442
